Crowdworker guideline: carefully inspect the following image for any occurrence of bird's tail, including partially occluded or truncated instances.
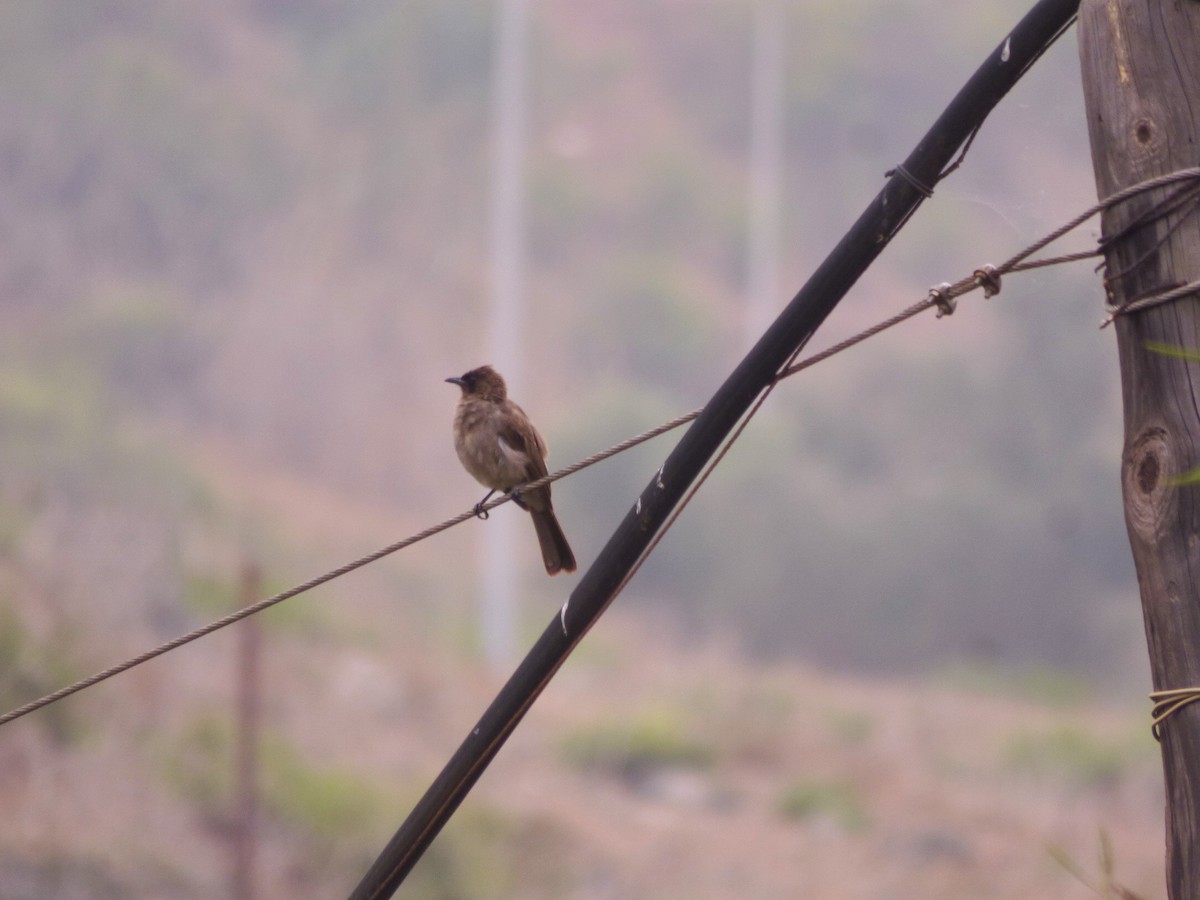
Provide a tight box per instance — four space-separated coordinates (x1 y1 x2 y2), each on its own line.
530 508 577 575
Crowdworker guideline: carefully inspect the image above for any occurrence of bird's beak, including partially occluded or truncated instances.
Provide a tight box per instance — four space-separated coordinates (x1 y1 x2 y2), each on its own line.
445 376 466 388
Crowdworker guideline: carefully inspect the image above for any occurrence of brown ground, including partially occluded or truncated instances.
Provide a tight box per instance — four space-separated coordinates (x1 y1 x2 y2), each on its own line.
1 440 1166 899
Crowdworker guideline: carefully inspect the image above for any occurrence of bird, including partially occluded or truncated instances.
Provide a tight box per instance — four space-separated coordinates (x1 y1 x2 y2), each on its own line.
446 365 577 575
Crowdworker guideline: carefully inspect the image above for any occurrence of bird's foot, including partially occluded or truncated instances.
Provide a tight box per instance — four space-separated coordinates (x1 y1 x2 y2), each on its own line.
474 489 496 519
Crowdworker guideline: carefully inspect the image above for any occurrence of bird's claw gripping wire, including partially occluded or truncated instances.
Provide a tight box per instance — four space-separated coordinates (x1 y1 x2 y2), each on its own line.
472 485 530 518
474 490 496 520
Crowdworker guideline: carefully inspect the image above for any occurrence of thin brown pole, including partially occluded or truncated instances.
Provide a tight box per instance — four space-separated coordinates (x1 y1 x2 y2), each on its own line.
232 562 262 900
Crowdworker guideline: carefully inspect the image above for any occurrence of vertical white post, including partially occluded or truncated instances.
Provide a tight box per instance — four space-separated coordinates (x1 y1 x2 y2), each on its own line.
483 0 530 670
745 0 785 348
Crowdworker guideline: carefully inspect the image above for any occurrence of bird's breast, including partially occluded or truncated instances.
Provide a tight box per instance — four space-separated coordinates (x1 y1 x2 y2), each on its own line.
454 402 529 490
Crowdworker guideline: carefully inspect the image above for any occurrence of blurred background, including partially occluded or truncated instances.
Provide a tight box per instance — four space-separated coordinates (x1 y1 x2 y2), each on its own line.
0 1 1166 898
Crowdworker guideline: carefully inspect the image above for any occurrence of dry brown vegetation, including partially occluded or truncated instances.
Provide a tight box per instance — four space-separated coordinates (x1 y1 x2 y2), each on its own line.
0 440 1165 898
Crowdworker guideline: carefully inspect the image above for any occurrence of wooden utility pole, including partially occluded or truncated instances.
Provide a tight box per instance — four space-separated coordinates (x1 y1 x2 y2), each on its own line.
1078 1 1200 896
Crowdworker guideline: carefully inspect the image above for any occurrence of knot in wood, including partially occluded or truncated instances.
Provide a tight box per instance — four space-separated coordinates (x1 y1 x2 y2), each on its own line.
1137 451 1159 494
1122 428 1175 544
1133 118 1155 147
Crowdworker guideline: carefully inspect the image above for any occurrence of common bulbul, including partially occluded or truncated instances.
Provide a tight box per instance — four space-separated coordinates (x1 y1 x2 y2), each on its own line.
446 365 577 575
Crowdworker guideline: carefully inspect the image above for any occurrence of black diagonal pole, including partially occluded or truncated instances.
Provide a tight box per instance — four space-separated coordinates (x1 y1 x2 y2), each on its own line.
351 1 1080 895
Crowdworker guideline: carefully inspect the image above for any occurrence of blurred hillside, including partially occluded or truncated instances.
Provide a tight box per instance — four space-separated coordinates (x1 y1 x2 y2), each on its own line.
0 2 1164 895
0 0 1138 677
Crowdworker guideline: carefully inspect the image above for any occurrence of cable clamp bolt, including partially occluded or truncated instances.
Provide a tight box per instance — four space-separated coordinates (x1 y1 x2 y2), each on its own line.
929 283 957 318
974 265 1002 298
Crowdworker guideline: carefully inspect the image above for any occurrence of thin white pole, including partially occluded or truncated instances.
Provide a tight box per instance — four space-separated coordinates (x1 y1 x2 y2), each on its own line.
482 0 530 670
745 0 785 348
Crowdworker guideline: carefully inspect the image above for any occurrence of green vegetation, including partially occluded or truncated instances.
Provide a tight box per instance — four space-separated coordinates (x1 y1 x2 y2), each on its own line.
0 490 34 556
776 778 869 832
1003 724 1146 789
181 569 328 635
0 600 87 746
934 662 1095 708
405 805 575 900
159 714 568 897
260 738 386 842
560 710 714 779
180 572 236 617
576 251 720 393
0 359 107 472
158 716 232 817
160 716 387 840
824 708 876 746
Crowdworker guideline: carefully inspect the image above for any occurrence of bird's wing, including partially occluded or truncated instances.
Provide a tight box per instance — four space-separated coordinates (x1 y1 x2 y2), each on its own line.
499 405 549 479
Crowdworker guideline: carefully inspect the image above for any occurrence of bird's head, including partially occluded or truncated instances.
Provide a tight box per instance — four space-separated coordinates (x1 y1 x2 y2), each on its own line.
446 365 507 402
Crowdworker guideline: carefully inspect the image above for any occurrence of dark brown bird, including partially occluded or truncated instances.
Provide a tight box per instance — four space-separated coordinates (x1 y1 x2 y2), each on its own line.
446 365 577 575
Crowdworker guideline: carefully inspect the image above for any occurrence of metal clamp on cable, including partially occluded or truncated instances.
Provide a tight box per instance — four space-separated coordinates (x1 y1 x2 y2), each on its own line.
929 282 957 318
974 265 1002 298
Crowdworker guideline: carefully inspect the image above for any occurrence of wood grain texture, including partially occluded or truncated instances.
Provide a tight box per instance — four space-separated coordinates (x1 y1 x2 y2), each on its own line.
1079 1 1200 896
